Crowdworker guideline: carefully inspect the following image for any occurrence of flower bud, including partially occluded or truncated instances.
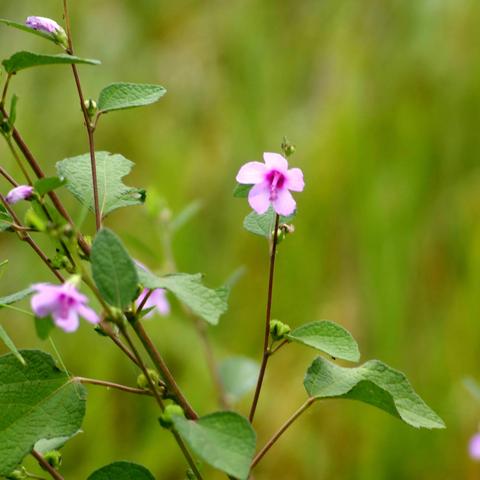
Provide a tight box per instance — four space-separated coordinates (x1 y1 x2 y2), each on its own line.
276 223 295 244
5 185 34 205
42 450 62 470
137 369 161 389
6 468 27 480
270 319 291 341
281 137 296 157
159 404 185 429
84 99 97 119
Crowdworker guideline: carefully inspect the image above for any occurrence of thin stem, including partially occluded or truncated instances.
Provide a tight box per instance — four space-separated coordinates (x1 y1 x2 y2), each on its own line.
0 193 64 282
250 397 315 469
74 376 153 396
1 73 12 106
131 320 199 420
249 214 280 422
268 339 289 356
31 450 64 480
120 327 204 480
137 288 153 313
63 0 101 231
6 136 33 184
0 164 18 187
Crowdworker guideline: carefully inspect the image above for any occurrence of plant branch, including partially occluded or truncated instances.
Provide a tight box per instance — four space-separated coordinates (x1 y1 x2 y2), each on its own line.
0 164 18 187
31 450 64 480
249 214 280 422
0 193 64 282
74 376 153 396
120 326 204 480
250 397 315 469
0 73 12 106
131 320 199 420
268 339 289 356
63 0 101 231
5 136 33 184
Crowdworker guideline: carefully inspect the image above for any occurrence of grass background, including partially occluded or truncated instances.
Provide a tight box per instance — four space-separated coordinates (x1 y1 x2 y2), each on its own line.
1 0 480 478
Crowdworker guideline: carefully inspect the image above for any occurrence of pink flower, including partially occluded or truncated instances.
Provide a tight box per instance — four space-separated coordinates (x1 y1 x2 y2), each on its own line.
236 152 304 216
470 433 480 460
137 288 170 318
26 16 62 34
31 282 99 333
5 185 34 205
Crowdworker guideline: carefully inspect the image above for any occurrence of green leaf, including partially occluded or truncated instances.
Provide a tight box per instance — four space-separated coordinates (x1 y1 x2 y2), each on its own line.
0 287 33 308
0 350 86 475
91 229 139 309
0 325 25 365
243 207 295 238
87 461 155 480
287 320 360 362
304 357 445 429
219 356 259 403
8 94 18 130
34 316 55 340
0 205 13 232
2 51 100 74
56 151 146 217
137 268 228 325
34 176 67 197
98 82 166 113
0 19 58 44
34 430 82 454
233 183 253 198
173 411 256 479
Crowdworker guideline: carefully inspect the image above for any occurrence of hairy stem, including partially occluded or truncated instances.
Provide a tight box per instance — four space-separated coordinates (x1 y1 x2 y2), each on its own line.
74 376 153 396
250 397 315 469
31 450 64 480
63 0 101 231
131 320 199 419
249 214 280 422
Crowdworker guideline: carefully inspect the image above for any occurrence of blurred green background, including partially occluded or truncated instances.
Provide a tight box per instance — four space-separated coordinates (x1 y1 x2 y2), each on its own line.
1 0 480 478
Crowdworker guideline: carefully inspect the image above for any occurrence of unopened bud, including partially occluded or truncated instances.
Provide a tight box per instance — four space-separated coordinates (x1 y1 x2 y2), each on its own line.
281 137 296 157
270 319 291 341
276 223 295 244
137 369 161 389
53 27 68 49
6 468 27 480
159 404 185 429
84 99 97 119
42 450 62 470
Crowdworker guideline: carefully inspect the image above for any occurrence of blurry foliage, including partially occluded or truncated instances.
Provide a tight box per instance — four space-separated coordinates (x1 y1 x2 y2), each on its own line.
1 0 480 478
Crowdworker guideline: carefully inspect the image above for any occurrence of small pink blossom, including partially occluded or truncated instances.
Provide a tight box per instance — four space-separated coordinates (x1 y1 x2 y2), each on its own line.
26 16 62 34
31 282 99 333
236 152 304 216
137 288 170 318
470 433 480 460
5 185 34 205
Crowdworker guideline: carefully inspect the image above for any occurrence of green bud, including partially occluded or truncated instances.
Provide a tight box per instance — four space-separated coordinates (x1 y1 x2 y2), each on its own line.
84 99 97 119
53 27 69 49
6 468 27 480
159 404 185 429
281 137 296 157
270 319 291 341
137 369 161 389
50 253 70 270
276 223 295 244
42 450 62 470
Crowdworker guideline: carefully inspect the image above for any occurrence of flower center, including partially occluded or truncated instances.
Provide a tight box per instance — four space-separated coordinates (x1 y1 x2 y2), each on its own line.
266 170 285 201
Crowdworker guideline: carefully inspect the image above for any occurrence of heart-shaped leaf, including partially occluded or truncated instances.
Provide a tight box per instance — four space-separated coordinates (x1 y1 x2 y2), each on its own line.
304 357 445 429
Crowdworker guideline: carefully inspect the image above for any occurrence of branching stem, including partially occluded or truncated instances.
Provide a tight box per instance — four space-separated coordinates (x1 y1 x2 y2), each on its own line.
31 450 64 480
74 376 153 396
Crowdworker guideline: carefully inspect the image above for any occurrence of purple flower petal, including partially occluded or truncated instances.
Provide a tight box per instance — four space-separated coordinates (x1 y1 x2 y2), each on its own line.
470 433 480 460
248 182 271 214
31 283 61 317
286 167 305 192
77 304 100 324
236 161 267 184
263 152 288 173
54 309 80 333
137 288 170 318
5 185 34 205
26 16 61 34
272 188 296 216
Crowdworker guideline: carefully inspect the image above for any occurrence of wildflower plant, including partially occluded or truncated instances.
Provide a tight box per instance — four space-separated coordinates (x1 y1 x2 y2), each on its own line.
0 4 445 479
